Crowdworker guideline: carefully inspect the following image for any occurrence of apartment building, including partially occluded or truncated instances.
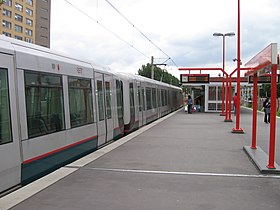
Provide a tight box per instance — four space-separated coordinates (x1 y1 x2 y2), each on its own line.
0 0 51 48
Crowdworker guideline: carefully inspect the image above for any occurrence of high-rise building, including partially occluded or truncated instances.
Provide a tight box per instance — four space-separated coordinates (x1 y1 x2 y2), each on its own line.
0 0 51 48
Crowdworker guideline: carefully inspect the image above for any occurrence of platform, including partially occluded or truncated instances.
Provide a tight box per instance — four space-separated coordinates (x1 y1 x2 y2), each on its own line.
1 108 280 210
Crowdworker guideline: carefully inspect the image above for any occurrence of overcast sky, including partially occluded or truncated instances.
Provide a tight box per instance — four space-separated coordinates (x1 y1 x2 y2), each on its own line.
51 0 280 78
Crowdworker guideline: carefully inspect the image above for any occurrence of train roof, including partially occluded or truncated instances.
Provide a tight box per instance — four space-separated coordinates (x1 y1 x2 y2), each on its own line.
0 35 113 74
117 72 181 90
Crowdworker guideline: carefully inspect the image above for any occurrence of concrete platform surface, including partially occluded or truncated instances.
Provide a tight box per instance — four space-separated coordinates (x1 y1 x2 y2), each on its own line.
1 108 280 210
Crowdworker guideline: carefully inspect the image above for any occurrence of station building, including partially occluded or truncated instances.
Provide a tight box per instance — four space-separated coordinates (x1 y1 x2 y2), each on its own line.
181 75 249 112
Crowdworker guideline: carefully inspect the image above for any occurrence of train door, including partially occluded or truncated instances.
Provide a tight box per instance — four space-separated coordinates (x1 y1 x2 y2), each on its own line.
104 74 113 142
95 72 106 146
0 54 21 192
157 87 161 117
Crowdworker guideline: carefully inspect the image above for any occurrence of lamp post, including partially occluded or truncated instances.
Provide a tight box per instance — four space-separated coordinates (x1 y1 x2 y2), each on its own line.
213 32 235 117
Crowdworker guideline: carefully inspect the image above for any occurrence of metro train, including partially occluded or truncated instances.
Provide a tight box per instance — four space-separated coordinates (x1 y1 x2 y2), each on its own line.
0 36 182 194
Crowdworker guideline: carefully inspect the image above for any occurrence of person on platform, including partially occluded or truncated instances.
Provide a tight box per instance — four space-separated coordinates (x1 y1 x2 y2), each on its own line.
263 97 271 123
233 93 238 115
187 95 193 114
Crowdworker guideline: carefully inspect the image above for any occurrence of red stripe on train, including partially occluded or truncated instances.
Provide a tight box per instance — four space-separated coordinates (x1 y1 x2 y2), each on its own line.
22 135 98 165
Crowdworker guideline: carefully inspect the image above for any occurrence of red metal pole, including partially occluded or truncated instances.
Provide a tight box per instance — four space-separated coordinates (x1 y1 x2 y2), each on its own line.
228 77 232 121
232 0 244 133
221 36 226 116
267 65 277 169
251 73 258 149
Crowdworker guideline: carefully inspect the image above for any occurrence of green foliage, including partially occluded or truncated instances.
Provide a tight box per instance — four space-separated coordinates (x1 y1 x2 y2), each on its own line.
277 110 280 117
138 63 180 87
259 84 280 98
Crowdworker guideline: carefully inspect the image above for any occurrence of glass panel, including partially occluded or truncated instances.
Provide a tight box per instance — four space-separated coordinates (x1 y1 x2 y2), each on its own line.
105 81 111 119
116 80 123 118
142 89 146 111
25 72 65 138
129 83 135 118
138 88 142 111
68 77 93 127
146 88 152 110
217 86 223 101
0 69 12 144
152 88 157 108
97 80 104 121
208 103 216 110
208 86 216 101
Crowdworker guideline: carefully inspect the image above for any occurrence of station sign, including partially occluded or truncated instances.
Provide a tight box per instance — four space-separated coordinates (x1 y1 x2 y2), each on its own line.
248 74 280 84
180 74 210 84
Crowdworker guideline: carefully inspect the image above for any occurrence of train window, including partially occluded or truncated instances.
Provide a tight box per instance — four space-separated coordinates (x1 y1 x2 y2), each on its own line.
97 80 104 121
105 81 112 119
25 72 65 138
157 89 160 107
0 69 12 144
116 80 123 118
161 89 165 107
129 83 135 118
138 89 142 112
142 89 146 111
68 77 94 127
146 88 152 110
152 88 157 108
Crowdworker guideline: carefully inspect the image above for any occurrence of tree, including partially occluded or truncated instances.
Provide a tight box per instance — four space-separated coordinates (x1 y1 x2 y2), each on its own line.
138 63 180 87
259 84 280 98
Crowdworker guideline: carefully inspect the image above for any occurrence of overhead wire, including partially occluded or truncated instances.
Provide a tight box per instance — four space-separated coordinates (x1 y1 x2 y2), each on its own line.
63 0 149 59
103 0 178 67
63 0 178 67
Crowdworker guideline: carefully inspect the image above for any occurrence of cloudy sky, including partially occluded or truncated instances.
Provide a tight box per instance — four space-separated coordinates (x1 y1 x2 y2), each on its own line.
51 0 280 78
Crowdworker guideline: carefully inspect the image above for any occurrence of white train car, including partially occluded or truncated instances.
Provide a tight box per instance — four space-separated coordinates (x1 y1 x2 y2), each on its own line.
119 73 182 134
0 36 123 192
0 35 181 194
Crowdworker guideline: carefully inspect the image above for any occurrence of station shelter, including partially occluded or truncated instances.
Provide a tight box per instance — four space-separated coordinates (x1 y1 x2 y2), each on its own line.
181 75 248 112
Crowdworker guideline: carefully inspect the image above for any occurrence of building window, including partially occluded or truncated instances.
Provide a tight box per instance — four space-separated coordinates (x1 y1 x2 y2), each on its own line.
15 25 22 33
40 26 48 31
3 31 12 37
25 28 32 36
41 8 48 12
40 35 48 39
26 18 33 26
3 9 12 18
2 20 12 29
68 77 94 127
25 37 33 43
14 35 22 40
15 13 23 22
26 0 33 6
15 3 23 12
25 72 65 138
3 0 12 7
26 8 33 16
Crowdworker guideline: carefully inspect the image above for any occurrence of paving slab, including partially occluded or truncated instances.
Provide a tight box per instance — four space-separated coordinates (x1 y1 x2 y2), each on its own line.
1 108 280 210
